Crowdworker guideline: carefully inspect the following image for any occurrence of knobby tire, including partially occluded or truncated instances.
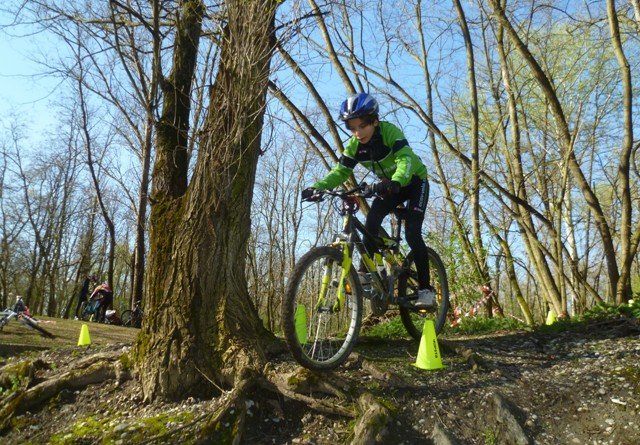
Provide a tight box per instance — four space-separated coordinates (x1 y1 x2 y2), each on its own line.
121 310 133 327
282 246 363 370
121 310 141 328
398 247 450 340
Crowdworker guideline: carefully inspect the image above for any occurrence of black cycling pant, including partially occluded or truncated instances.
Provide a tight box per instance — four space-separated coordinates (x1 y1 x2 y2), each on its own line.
364 176 430 289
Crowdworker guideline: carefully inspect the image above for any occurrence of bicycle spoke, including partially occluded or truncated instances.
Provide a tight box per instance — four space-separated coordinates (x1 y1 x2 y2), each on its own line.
283 246 362 370
398 248 450 340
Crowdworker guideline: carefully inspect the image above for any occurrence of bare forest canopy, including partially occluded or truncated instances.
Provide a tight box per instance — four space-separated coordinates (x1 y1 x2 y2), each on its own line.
1 0 640 327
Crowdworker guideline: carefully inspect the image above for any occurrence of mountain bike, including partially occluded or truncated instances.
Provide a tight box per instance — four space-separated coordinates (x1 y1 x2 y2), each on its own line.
0 308 55 338
78 297 101 322
121 300 143 328
282 185 449 370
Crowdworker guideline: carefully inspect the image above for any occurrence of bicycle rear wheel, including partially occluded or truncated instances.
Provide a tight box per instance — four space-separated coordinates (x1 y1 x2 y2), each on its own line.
282 246 363 370
132 311 143 328
398 247 449 340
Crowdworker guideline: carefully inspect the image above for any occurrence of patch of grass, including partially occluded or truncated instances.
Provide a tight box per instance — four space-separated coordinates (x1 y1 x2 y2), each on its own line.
483 428 497 445
449 316 529 335
612 366 640 395
580 301 638 320
49 410 196 444
539 299 640 334
50 415 104 444
127 411 196 442
361 316 411 339
0 315 138 362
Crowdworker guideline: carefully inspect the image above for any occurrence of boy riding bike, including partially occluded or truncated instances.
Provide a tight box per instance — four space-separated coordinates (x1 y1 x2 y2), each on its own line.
89 282 113 323
302 92 435 310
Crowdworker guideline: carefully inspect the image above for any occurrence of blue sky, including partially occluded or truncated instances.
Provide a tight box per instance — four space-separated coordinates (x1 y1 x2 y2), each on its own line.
0 17 59 136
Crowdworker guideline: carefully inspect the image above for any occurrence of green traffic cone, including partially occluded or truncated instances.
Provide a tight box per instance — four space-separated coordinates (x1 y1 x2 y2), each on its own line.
294 304 307 344
414 319 444 370
545 309 557 325
77 323 91 346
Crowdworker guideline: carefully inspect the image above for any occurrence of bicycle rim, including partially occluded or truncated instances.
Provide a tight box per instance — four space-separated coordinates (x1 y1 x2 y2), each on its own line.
399 247 450 340
133 311 143 328
283 246 362 370
120 310 131 327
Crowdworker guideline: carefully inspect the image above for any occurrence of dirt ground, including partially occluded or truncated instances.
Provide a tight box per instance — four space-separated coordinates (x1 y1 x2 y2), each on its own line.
1 315 639 444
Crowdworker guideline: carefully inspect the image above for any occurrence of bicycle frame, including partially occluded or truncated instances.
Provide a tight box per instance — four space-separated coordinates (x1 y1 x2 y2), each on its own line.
0 309 17 329
326 195 406 312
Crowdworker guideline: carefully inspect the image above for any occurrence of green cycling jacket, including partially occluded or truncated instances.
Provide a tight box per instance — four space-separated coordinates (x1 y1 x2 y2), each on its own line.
313 121 427 190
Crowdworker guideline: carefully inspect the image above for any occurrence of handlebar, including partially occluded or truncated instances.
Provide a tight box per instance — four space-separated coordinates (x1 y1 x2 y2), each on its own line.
302 184 372 203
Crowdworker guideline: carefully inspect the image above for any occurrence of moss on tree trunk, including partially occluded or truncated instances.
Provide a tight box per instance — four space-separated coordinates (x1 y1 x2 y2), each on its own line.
135 0 280 401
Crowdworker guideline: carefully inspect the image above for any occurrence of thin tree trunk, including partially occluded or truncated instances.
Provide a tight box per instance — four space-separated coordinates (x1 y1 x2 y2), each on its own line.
491 13 564 316
488 0 619 302
607 0 635 304
75 33 117 288
454 0 496 315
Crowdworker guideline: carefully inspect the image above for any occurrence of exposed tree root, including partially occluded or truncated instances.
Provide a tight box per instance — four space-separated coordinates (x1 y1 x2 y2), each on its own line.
0 358 50 391
0 351 130 433
488 391 532 445
260 378 355 418
350 392 393 445
194 373 255 445
360 358 423 389
272 366 350 400
431 422 462 445
440 339 490 372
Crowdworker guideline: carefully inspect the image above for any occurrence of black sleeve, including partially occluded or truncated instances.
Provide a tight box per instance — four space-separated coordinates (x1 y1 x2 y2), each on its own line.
339 155 357 169
391 138 409 153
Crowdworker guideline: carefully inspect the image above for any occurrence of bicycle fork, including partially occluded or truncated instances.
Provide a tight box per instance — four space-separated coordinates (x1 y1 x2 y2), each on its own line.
317 242 352 313
303 244 353 354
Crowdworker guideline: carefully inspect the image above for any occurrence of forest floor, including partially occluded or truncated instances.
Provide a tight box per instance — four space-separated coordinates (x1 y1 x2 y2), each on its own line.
0 314 639 444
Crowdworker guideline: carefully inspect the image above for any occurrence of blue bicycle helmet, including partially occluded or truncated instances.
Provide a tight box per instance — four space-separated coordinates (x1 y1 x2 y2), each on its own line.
339 93 379 121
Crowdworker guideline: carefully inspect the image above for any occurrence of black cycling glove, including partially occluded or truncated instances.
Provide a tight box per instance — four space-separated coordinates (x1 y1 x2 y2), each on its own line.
301 187 322 201
365 180 400 197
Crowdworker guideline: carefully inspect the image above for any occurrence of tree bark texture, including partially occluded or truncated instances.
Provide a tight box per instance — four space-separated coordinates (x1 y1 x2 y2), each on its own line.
488 0 620 302
606 0 635 304
136 0 279 401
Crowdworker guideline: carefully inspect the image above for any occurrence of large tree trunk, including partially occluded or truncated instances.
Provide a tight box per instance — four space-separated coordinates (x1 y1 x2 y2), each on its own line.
136 0 278 402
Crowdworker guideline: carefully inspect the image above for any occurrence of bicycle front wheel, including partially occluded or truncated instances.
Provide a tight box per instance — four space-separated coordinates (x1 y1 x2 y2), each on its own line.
121 310 133 327
398 247 449 340
20 316 55 339
282 246 363 370
78 301 90 321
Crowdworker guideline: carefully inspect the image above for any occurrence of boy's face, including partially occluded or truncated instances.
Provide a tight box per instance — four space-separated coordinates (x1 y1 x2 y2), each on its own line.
346 117 377 144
